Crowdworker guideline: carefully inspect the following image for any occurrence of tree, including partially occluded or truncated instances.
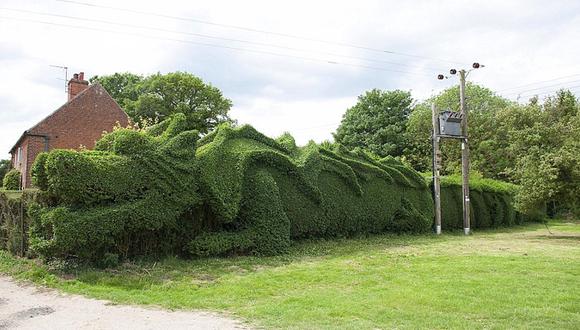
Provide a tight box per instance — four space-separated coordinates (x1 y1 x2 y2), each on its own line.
401 103 432 172
403 83 513 175
90 72 143 110
336 83 578 217
0 159 10 184
479 103 544 181
459 88 579 217
334 89 413 158
510 91 580 216
92 72 233 134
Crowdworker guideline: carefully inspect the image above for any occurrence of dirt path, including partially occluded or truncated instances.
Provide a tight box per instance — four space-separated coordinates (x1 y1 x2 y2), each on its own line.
0 277 248 330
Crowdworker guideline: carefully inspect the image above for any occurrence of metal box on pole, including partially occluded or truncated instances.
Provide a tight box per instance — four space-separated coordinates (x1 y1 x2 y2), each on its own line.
438 110 464 137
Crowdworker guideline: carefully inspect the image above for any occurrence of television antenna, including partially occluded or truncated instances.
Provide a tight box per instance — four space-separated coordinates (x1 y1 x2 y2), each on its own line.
49 64 68 94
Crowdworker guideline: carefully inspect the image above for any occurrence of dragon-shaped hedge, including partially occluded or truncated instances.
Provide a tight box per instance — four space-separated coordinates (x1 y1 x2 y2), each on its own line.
29 114 532 261
29 114 434 260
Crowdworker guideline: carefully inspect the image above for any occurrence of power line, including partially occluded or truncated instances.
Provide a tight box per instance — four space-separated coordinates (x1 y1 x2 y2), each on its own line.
506 85 580 101
0 7 444 73
56 0 468 66
503 82 580 98
497 73 580 92
502 79 580 96
531 85 580 96
1 15 434 77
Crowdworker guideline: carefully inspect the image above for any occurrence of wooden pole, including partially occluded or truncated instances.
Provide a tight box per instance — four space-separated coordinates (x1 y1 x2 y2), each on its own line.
459 70 470 235
20 195 24 257
431 103 442 235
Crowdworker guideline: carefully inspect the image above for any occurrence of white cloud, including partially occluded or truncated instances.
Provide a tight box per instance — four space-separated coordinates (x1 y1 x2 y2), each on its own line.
1 0 579 157
232 96 355 144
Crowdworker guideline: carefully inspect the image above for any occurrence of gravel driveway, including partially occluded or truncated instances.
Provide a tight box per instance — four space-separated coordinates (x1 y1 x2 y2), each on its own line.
0 276 247 329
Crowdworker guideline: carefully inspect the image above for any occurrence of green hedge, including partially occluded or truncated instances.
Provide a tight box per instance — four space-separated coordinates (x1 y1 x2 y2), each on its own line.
29 114 201 261
2 169 20 190
26 117 433 261
22 114 539 262
0 190 46 256
435 175 541 229
188 124 433 256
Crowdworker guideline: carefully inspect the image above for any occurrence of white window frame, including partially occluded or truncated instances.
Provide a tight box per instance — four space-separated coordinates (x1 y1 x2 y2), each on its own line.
17 146 22 165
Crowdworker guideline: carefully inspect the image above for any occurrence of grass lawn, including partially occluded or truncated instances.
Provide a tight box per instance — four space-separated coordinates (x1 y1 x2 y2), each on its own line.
1 221 579 329
0 190 23 199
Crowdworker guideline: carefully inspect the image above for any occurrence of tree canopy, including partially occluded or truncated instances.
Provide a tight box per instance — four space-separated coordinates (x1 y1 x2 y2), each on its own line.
507 91 579 215
91 72 233 134
336 84 579 217
403 83 514 174
402 85 578 216
334 89 413 158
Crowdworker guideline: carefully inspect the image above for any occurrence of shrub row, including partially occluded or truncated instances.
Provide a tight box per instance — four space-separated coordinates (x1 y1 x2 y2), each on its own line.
189 124 433 256
28 114 201 261
435 175 543 229
2 169 20 190
0 115 542 262
0 190 46 256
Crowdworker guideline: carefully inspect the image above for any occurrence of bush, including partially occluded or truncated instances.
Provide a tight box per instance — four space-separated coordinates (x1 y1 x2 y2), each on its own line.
434 175 542 229
0 190 46 256
2 169 20 190
188 124 433 256
28 114 201 261
31 153 48 190
26 115 534 262
100 253 120 268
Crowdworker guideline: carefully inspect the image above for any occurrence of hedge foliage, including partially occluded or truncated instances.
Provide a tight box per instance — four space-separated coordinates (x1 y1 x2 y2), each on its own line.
24 115 537 262
0 191 24 254
435 175 542 228
189 123 433 256
2 169 20 190
30 114 200 261
0 190 46 256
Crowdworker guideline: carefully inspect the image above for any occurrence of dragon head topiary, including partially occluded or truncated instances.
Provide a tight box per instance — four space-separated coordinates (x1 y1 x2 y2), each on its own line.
30 113 201 261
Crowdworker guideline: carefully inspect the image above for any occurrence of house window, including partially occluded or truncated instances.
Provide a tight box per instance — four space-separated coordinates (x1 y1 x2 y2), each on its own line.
17 147 22 165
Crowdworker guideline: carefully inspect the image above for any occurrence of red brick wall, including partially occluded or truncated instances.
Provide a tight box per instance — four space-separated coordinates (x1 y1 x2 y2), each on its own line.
10 137 28 188
12 83 129 188
19 136 47 188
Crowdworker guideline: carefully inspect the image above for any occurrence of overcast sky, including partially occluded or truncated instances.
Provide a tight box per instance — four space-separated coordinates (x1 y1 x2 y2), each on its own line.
1 0 580 157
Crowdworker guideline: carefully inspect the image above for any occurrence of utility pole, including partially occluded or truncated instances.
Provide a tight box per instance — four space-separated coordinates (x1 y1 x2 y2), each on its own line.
458 70 470 235
436 62 483 235
431 103 442 235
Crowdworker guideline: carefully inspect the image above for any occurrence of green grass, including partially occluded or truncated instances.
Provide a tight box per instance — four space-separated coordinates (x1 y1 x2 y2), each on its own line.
1 221 579 329
0 189 23 199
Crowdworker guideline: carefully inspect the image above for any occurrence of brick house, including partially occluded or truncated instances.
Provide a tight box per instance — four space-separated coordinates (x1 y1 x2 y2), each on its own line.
9 72 129 188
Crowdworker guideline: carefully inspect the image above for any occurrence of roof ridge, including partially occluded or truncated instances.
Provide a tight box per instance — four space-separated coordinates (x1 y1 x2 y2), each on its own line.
9 84 100 153
27 84 98 133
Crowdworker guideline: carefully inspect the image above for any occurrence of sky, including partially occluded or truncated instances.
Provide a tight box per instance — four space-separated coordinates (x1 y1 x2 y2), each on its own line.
1 0 580 157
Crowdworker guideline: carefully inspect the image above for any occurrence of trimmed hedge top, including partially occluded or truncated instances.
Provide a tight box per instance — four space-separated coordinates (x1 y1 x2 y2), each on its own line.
2 169 20 190
195 123 428 224
23 116 533 262
439 175 519 194
29 114 201 260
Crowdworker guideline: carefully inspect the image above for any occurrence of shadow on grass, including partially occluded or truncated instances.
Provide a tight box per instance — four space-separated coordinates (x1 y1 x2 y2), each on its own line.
64 232 447 289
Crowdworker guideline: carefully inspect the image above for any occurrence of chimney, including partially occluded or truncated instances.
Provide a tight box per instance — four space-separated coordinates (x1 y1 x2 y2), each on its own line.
68 71 89 101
